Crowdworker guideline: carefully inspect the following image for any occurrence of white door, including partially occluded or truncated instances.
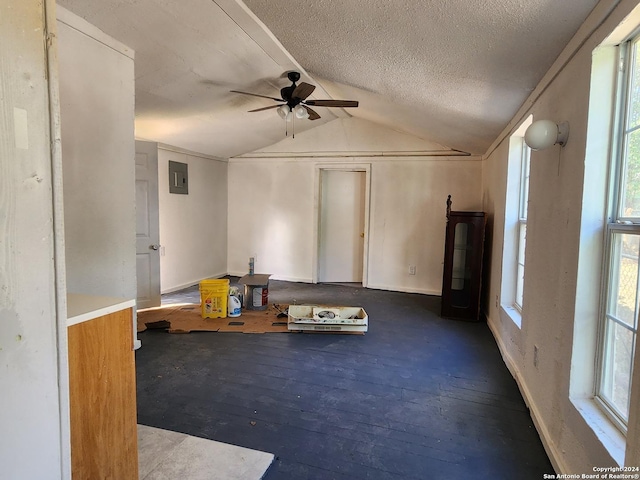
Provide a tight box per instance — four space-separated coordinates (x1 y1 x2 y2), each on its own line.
318 170 366 283
135 141 161 309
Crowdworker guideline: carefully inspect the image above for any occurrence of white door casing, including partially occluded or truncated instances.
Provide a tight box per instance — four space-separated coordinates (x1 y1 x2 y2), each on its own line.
135 140 161 310
317 168 368 283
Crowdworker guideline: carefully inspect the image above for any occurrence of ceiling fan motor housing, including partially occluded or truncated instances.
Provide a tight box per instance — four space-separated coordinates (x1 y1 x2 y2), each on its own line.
287 71 301 83
281 84 302 109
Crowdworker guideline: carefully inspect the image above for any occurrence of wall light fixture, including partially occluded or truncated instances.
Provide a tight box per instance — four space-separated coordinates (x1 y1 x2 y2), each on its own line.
524 120 570 150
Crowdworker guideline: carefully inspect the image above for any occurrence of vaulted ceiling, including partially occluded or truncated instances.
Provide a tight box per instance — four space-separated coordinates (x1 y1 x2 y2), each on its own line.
57 0 599 158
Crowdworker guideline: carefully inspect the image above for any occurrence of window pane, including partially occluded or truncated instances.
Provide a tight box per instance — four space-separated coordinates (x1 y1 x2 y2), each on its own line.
517 222 527 266
519 148 531 219
621 129 640 217
600 320 634 420
627 40 640 130
515 222 526 309
452 246 465 291
515 263 524 309
452 222 468 291
608 233 639 328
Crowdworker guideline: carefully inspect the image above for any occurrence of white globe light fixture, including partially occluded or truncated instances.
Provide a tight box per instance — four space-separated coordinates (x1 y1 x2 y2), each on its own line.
277 104 292 122
293 105 309 119
524 120 570 151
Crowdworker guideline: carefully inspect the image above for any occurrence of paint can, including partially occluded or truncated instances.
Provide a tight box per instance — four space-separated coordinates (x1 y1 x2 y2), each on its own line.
239 274 271 311
245 284 268 310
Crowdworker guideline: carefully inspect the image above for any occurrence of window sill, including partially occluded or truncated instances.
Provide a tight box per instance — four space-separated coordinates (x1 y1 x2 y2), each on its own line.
500 303 522 329
571 397 625 467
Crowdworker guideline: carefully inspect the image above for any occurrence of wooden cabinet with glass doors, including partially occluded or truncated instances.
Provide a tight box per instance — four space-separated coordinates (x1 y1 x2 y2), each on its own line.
441 196 487 321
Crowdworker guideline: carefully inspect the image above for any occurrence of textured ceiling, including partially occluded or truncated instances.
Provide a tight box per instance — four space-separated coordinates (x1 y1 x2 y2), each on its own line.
243 0 600 154
58 0 599 158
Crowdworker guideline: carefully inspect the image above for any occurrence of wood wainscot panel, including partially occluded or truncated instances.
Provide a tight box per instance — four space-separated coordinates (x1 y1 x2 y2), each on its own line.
68 307 138 479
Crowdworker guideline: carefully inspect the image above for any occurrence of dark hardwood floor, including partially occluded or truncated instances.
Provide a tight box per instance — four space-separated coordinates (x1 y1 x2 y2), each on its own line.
135 280 553 479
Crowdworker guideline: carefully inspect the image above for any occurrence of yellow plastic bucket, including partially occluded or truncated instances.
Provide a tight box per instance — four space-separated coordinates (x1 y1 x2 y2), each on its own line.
199 278 229 318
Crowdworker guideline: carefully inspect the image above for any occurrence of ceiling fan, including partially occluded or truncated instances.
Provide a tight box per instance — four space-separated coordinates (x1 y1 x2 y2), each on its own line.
231 71 358 121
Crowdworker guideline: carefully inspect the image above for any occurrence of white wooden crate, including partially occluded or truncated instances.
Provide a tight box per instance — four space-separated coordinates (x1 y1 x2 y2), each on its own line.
288 305 368 325
288 305 368 333
287 323 368 333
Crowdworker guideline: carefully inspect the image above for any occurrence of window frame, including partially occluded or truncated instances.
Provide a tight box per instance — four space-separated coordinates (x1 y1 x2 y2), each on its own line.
514 144 531 312
500 116 533 328
595 36 640 433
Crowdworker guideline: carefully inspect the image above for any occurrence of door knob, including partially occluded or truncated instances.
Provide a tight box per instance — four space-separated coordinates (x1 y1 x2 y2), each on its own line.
150 244 161 251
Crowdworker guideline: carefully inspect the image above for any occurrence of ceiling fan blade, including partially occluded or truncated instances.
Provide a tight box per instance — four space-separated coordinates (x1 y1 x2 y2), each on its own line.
231 90 283 102
304 99 359 108
248 104 281 112
292 82 316 100
304 106 321 120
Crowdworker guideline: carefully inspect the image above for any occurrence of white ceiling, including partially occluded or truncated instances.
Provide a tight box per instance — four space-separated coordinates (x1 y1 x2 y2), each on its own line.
57 0 599 158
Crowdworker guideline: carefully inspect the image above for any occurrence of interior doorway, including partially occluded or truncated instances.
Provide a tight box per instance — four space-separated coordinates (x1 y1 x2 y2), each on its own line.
316 166 370 285
135 140 161 310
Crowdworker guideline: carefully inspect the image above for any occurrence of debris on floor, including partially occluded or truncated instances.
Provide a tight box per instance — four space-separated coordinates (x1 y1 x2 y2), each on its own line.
137 304 288 334
287 305 368 334
137 303 368 335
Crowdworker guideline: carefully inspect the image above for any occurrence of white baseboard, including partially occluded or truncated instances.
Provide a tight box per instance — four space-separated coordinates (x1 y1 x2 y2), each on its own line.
193 275 438 294
227 272 313 283
366 283 440 296
269 274 313 283
228 277 439 294
161 272 228 294
486 315 566 475
227 271 248 279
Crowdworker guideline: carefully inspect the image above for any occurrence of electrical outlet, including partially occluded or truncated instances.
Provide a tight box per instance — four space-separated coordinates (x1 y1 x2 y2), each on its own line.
533 345 539 368
160 246 165 257
253 253 258 262
409 265 416 275
495 295 499 308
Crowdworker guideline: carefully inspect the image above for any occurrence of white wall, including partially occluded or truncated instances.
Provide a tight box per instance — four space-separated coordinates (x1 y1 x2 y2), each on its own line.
228 118 483 292
158 147 228 292
228 159 317 281
368 158 482 294
251 116 452 155
0 0 68 478
58 7 136 300
482 0 640 472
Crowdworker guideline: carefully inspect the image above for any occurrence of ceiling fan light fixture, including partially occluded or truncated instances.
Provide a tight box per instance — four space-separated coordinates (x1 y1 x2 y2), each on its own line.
294 105 309 119
277 104 290 120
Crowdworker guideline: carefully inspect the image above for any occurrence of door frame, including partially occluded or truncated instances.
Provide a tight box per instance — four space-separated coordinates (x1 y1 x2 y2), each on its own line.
135 140 161 311
312 163 371 286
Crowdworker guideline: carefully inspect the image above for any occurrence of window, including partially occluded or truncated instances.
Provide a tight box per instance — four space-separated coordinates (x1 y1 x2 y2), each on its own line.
515 143 531 311
500 116 532 326
597 35 640 429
